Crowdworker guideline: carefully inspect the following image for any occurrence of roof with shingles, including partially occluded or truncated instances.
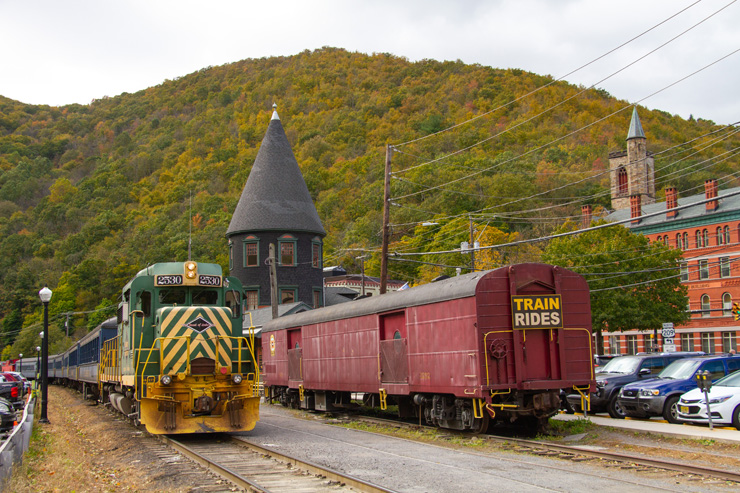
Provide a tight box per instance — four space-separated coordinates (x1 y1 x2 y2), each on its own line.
227 109 325 236
607 185 740 231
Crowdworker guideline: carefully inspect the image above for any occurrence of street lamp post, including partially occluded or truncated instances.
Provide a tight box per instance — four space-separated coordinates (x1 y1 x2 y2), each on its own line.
18 353 22 376
39 285 52 424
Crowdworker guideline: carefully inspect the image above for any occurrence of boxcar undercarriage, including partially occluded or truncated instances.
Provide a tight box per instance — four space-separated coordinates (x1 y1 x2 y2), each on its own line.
267 385 558 433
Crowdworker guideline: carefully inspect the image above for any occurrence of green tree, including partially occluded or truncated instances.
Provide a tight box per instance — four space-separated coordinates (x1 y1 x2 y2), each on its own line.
542 221 689 354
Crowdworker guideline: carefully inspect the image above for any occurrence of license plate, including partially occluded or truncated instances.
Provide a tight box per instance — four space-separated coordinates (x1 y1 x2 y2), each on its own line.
679 405 689 414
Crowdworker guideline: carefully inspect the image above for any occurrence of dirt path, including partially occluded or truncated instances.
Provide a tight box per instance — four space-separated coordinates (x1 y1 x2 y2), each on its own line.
9 385 230 492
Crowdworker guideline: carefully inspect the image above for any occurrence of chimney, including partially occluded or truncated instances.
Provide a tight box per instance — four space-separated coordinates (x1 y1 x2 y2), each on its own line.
705 179 718 212
665 187 678 219
630 194 641 224
581 205 592 229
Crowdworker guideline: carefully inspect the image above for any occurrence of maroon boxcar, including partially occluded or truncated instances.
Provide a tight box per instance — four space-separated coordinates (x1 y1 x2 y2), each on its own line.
262 263 595 431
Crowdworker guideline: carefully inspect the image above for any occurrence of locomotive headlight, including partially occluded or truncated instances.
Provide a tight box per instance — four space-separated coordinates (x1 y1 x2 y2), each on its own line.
161 374 172 386
185 262 197 279
232 374 243 384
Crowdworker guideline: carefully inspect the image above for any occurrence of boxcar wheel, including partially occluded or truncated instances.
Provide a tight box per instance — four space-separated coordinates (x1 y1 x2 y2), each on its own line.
662 396 680 424
607 395 625 419
471 412 489 434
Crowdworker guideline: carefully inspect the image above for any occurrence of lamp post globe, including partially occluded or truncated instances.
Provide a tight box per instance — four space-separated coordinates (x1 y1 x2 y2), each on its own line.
38 285 52 424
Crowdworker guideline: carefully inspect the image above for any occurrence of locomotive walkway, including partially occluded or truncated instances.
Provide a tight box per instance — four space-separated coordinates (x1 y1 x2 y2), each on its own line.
553 413 740 443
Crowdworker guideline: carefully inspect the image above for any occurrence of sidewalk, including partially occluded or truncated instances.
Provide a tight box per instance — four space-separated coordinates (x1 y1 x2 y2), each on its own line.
553 413 740 444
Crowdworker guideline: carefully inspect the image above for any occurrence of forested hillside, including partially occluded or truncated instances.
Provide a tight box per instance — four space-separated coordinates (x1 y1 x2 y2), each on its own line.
0 47 735 356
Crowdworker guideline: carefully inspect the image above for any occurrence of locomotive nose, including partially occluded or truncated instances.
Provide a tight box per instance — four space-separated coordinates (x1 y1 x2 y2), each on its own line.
193 395 216 414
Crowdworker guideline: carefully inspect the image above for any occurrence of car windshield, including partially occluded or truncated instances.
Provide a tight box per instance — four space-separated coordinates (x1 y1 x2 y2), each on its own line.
713 371 740 387
598 357 640 374
658 359 700 380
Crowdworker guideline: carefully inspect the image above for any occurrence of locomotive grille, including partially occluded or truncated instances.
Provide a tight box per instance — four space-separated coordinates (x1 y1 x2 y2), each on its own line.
159 307 233 374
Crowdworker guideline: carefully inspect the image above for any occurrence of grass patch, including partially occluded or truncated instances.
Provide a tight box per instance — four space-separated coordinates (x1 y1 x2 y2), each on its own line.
545 417 594 437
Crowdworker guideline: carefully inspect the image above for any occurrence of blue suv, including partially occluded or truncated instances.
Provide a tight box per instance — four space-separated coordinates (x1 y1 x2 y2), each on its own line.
617 355 740 423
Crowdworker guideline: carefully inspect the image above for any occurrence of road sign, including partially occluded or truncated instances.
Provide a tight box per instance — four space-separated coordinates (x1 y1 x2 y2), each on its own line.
664 338 674 345
661 323 675 338
664 343 676 352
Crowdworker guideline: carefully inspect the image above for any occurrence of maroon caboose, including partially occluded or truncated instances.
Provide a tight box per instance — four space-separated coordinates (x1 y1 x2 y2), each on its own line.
262 263 595 431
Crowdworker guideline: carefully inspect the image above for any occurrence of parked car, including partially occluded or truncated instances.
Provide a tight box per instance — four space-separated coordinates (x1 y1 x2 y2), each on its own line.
677 369 740 429
594 354 619 372
0 397 16 432
617 355 740 423
0 375 23 410
566 352 704 418
4 371 30 393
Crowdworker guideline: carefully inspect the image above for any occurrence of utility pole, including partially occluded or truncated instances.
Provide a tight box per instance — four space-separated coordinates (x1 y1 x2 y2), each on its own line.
269 243 278 319
380 144 392 294
469 216 475 272
356 255 367 297
65 313 70 337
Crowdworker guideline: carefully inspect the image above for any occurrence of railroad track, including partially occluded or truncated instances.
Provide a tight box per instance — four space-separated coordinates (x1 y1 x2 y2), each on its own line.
349 414 740 485
158 434 396 493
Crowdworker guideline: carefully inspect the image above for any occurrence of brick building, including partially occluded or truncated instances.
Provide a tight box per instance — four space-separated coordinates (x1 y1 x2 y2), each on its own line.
601 109 739 355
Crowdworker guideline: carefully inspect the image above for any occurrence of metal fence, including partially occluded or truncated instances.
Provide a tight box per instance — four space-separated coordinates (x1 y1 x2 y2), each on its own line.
0 393 34 491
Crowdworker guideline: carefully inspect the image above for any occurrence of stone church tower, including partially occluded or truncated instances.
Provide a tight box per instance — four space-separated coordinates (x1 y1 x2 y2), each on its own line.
227 106 326 310
609 107 655 210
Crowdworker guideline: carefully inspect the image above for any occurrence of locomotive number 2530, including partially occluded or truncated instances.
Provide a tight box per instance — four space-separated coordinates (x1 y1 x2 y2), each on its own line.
198 275 221 286
156 275 183 286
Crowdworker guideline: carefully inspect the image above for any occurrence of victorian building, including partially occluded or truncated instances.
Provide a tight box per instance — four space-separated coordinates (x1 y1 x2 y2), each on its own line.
227 106 326 311
601 109 739 355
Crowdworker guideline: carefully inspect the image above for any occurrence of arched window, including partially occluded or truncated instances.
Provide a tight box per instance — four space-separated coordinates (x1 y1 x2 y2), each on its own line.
683 232 689 249
664 236 669 246
724 226 731 244
676 234 682 249
723 293 732 316
701 295 711 318
617 167 628 195
696 230 702 248
717 227 724 245
703 229 709 247
656 235 662 244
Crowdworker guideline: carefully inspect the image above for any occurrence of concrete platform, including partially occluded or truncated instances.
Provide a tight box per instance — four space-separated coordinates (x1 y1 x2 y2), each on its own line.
553 412 740 444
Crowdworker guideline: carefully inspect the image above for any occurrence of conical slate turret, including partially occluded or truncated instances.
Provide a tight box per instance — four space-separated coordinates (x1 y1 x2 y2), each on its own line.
227 109 325 236
227 107 326 311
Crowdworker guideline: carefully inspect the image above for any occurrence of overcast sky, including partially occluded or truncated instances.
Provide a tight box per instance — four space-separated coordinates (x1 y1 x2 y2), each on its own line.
1 0 738 125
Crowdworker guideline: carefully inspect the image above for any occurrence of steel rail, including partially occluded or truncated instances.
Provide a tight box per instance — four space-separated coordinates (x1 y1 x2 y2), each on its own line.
485 434 740 483
230 436 397 493
352 415 740 484
158 435 265 492
159 434 397 493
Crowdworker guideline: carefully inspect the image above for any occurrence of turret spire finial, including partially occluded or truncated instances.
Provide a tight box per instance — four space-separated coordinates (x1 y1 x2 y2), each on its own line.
271 103 280 121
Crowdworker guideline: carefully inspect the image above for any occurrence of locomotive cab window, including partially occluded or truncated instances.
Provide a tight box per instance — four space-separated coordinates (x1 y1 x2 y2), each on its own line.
138 291 152 317
225 290 241 318
159 288 186 305
192 288 219 305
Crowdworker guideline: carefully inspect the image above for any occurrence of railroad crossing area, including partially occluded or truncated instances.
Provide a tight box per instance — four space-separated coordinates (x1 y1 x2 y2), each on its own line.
554 413 740 443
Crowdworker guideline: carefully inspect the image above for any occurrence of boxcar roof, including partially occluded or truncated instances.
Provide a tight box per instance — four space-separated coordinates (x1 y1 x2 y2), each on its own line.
264 264 567 333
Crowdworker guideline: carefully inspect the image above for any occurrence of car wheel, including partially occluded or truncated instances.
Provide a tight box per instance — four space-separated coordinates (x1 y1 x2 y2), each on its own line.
733 405 740 431
607 395 626 419
662 396 680 424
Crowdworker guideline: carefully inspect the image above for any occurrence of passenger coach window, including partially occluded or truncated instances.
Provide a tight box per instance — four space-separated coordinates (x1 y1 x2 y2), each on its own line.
193 289 219 305
159 288 186 305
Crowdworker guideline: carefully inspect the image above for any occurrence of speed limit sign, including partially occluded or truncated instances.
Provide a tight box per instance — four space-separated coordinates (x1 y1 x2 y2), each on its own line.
661 323 675 338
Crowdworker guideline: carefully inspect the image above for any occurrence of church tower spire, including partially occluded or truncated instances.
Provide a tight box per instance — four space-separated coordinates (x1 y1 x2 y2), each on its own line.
609 107 655 210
